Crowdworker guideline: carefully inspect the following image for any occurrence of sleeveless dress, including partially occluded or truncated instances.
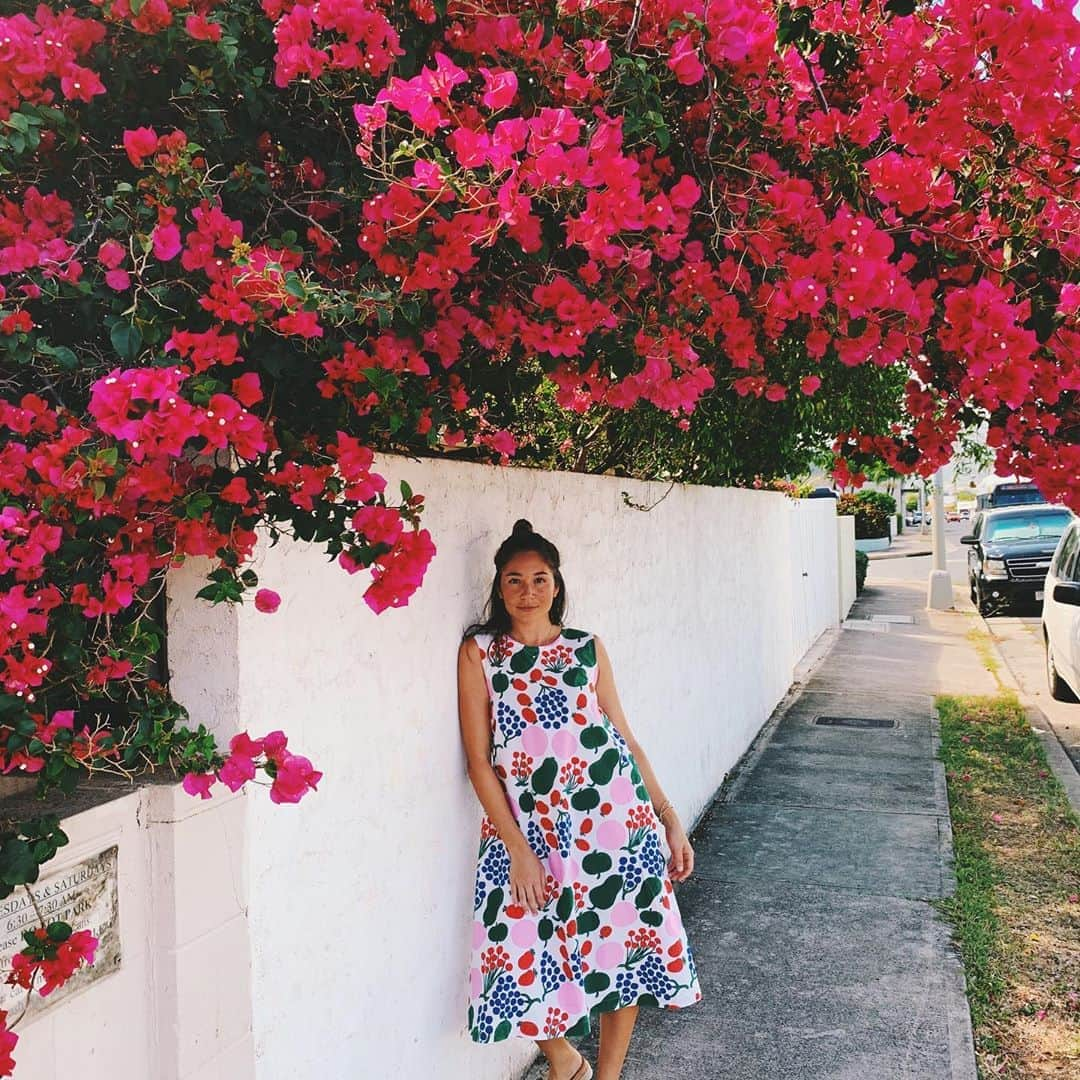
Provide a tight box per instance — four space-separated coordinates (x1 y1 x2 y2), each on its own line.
466 628 702 1044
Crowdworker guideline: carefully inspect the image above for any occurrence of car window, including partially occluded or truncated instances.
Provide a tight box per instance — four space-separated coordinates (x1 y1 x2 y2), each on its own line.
1053 526 1079 579
984 511 1073 542
1061 528 1080 583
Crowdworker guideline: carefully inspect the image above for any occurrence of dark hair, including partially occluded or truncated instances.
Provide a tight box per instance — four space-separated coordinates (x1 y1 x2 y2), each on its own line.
463 519 567 638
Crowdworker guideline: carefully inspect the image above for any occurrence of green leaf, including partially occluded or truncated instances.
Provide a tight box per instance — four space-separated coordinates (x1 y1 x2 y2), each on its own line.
588 874 623 910
635 877 662 909
582 970 609 993
45 921 72 943
640 909 664 927
482 887 504 926
493 1019 512 1042
581 851 612 875
531 757 557 795
0 839 40 887
885 0 917 15
562 667 588 688
488 922 508 942
110 321 143 361
565 1014 591 1038
491 672 509 694
556 886 574 922
587 748 620 787
570 787 600 811
580 725 608 750
537 917 553 941
576 911 600 934
509 646 539 674
592 991 622 1016
574 640 596 668
518 791 535 813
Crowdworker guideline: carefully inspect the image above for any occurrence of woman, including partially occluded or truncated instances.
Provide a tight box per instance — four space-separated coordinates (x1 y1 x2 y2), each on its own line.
458 520 702 1080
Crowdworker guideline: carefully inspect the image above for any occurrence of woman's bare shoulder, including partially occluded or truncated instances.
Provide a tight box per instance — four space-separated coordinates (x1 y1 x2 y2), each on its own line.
459 635 485 662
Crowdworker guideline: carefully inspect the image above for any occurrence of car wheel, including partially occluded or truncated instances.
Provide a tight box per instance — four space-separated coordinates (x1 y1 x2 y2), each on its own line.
1046 638 1079 703
976 580 993 618
969 576 977 604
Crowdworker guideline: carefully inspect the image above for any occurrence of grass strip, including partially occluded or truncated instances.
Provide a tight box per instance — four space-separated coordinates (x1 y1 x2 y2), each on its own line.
936 693 1080 1078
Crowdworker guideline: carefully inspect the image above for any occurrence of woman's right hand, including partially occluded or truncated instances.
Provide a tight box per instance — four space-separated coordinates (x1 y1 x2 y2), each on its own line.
509 846 548 914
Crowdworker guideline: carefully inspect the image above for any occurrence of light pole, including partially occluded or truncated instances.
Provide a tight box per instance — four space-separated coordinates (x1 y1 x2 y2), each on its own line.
927 467 953 609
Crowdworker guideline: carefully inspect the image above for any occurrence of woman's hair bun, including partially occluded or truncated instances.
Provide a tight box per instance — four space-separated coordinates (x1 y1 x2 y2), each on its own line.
512 518 534 537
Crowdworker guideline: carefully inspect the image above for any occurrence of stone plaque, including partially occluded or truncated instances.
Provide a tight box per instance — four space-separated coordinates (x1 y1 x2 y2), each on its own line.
0 846 120 1017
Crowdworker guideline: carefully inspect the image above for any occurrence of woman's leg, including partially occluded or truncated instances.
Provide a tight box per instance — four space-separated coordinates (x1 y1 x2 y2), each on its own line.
596 1004 639 1080
537 1036 585 1079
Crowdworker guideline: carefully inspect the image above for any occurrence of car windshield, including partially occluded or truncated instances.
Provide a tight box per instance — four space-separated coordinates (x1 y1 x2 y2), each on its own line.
989 486 1042 506
984 512 1072 542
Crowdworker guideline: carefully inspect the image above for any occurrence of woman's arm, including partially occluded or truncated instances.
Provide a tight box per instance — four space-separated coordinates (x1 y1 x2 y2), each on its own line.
594 635 695 881
458 638 547 912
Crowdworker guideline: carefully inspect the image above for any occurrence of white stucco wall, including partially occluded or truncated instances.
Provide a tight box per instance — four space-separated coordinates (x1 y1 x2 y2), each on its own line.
8 783 251 1080
837 514 857 619
166 455 843 1080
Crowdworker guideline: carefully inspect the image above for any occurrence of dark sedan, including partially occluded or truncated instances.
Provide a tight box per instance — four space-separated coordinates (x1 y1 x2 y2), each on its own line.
962 505 1076 616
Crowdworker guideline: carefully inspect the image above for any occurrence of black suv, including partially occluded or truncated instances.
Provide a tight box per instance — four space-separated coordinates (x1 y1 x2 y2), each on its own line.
963 505 1075 615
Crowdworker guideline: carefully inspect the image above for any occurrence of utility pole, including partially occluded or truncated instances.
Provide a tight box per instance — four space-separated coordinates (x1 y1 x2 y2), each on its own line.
927 467 953 609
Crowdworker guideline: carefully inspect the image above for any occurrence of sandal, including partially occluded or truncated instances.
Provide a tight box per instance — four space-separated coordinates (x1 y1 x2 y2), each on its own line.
569 1053 593 1080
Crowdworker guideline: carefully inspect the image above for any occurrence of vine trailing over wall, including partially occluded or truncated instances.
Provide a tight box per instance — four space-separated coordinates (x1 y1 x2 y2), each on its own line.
2 0 1080 1069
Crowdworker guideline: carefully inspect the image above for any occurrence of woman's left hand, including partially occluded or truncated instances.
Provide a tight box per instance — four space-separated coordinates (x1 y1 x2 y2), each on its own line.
664 817 694 882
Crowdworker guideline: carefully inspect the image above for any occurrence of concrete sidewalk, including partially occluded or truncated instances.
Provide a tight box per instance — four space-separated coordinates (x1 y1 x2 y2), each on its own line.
528 576 1002 1080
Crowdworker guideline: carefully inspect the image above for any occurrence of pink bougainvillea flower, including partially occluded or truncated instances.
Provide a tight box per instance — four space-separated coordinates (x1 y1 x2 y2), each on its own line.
37 930 98 996
182 772 215 799
800 375 822 396
0 1009 17 1076
218 753 257 792
152 223 182 261
479 67 518 110
1059 283 1080 315
230 731 266 759
122 126 159 167
104 268 131 291
253 588 281 613
269 752 323 804
667 34 706 86
96 239 126 269
184 13 222 41
581 39 611 73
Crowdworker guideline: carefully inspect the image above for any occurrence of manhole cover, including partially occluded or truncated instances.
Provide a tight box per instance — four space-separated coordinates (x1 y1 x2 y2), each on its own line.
814 716 897 729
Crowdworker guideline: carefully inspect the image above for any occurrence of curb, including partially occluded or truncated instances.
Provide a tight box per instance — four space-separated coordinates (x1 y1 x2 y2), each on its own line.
966 609 1080 815
868 548 933 561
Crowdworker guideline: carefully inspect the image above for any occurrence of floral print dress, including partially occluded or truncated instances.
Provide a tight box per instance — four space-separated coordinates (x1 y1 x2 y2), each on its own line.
467 628 702 1044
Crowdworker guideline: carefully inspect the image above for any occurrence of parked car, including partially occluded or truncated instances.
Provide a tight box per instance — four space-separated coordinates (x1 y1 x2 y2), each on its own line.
962 505 1076 616
1043 520 1080 701
974 478 1046 511
946 509 962 523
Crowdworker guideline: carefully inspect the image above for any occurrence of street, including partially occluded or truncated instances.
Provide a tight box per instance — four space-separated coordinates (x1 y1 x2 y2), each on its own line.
869 521 1080 773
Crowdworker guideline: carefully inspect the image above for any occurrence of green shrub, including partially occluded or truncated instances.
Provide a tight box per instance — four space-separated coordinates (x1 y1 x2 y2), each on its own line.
855 550 869 594
837 492 892 539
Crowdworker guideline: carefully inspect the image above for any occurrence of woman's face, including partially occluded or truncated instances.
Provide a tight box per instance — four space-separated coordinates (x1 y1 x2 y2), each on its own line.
498 551 559 622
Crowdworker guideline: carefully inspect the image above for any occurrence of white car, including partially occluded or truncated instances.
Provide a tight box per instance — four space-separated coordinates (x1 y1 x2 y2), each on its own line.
1043 519 1080 701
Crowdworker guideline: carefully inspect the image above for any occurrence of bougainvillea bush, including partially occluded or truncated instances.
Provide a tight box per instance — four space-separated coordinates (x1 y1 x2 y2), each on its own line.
2 0 1080 1068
